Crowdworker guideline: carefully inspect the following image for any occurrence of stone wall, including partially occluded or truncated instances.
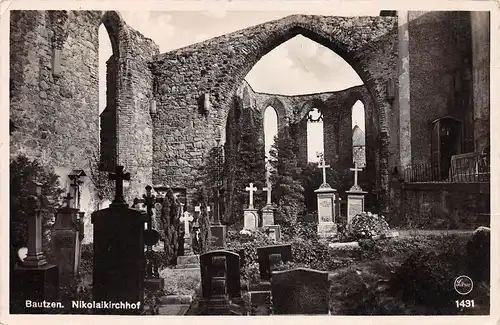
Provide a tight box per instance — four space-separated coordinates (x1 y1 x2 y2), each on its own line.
10 10 101 243
99 11 160 202
10 10 159 243
234 82 378 197
407 11 474 165
150 14 398 213
470 12 490 153
399 182 490 229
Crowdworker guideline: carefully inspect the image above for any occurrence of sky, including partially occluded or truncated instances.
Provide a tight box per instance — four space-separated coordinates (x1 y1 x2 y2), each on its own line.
99 10 373 162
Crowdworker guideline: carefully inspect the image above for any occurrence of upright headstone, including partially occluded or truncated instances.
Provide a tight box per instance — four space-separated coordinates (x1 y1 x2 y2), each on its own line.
315 156 337 237
11 181 59 314
261 178 281 241
180 211 194 255
91 166 147 314
243 183 258 230
257 244 292 281
271 268 329 315
52 192 84 286
210 189 226 248
346 163 368 227
200 250 241 315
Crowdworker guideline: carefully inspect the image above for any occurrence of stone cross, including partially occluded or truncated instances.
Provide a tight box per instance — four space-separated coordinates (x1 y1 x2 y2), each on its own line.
180 211 193 239
245 183 257 209
263 181 272 206
318 157 331 186
194 205 201 213
143 185 155 230
350 162 363 191
23 181 47 267
109 165 130 204
63 192 74 208
207 205 211 213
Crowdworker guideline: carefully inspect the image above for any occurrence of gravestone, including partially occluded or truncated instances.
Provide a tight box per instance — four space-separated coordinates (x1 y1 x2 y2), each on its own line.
210 190 227 248
180 210 194 255
243 183 258 230
52 192 84 286
271 268 329 315
257 244 292 281
315 156 337 237
91 166 147 315
261 178 281 241
200 250 241 315
346 163 367 227
11 181 59 314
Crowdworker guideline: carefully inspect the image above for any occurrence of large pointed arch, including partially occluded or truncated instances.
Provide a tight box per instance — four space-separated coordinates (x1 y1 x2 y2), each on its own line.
216 16 394 212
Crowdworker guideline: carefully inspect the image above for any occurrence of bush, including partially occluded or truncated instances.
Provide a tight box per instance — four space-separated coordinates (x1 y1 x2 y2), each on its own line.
10 155 64 268
290 237 351 271
386 234 489 314
350 212 390 240
226 229 275 266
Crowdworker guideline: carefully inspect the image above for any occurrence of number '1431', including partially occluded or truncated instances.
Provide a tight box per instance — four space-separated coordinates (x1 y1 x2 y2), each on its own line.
456 300 474 308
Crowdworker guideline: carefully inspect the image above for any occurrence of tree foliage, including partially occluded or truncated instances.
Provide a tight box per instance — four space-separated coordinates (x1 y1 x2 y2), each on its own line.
9 154 65 268
158 188 181 265
192 186 211 254
269 126 306 229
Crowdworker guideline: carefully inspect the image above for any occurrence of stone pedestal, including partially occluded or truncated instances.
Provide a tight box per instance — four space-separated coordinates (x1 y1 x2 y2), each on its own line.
52 206 82 286
314 186 337 237
243 208 258 230
10 263 59 314
210 224 226 248
264 225 281 242
91 202 147 314
346 190 367 227
261 206 275 227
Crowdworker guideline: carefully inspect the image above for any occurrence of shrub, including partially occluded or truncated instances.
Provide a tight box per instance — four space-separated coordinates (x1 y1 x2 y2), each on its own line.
226 229 275 266
10 155 65 268
350 212 390 240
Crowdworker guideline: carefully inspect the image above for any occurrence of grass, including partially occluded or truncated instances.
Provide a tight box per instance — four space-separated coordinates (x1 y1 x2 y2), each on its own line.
326 233 490 315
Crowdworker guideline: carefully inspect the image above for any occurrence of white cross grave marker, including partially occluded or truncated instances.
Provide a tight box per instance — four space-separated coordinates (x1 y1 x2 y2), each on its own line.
180 211 193 239
263 181 272 206
245 182 258 209
318 156 331 186
349 162 363 191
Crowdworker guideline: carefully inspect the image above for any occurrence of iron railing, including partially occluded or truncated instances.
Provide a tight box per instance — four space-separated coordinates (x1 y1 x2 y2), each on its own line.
402 152 490 183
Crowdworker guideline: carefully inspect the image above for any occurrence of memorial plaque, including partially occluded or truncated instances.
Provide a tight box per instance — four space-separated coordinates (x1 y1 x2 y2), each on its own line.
346 191 367 226
59 235 74 249
318 197 333 223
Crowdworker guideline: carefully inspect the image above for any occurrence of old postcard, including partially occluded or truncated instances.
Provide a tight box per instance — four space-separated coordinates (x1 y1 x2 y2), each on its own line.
1 0 498 323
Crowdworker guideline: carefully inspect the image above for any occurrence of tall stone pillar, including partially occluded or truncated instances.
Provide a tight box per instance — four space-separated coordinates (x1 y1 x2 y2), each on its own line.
471 11 490 153
398 10 412 169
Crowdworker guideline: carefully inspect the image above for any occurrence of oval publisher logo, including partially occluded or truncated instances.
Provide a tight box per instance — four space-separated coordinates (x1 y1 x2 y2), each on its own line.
454 275 473 295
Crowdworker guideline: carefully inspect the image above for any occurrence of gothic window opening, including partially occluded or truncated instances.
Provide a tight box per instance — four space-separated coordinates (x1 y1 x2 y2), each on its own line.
307 107 324 163
351 100 366 167
264 106 279 168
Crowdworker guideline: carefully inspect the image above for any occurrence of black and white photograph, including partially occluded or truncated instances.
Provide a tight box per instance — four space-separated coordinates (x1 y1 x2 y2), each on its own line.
3 1 497 320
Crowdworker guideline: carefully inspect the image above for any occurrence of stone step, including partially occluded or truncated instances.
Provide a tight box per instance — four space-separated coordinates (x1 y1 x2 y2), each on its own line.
161 295 193 305
157 304 191 315
175 263 200 269
177 255 200 266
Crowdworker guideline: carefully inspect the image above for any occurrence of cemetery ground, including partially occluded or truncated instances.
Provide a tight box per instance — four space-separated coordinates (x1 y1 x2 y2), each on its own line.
56 224 489 316
9 155 490 316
